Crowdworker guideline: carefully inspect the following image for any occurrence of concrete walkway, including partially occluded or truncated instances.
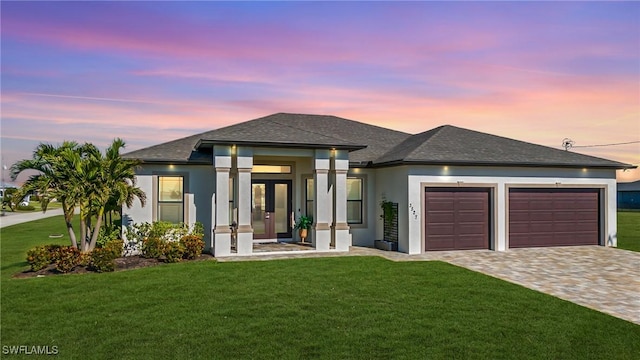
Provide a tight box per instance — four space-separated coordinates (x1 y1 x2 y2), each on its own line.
0 208 65 228
220 245 640 324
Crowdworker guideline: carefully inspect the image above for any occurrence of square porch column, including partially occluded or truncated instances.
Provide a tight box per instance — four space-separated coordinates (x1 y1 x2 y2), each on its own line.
236 148 254 255
212 146 232 256
332 150 351 251
313 150 332 251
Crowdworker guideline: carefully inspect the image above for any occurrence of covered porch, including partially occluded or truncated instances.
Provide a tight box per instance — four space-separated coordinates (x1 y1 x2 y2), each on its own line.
206 143 359 257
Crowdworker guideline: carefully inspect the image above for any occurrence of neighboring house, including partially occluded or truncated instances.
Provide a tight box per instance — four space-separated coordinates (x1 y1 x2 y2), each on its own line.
618 180 640 210
122 113 635 256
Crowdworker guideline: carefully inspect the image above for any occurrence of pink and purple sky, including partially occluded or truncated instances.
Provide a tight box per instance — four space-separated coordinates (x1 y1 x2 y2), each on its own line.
1 1 639 182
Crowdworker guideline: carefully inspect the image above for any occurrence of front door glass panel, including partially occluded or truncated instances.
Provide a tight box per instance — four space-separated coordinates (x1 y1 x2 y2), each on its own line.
251 180 292 239
252 183 266 235
275 183 288 234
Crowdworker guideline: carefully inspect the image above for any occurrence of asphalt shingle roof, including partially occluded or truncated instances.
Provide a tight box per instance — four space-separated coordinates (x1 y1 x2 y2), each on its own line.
123 113 410 164
124 113 632 169
374 125 631 168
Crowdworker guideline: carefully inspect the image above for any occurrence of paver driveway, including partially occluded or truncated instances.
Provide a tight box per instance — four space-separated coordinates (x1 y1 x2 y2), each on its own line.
357 246 640 325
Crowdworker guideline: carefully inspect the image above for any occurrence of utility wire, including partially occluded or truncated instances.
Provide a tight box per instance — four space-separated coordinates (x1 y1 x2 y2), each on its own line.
571 140 640 148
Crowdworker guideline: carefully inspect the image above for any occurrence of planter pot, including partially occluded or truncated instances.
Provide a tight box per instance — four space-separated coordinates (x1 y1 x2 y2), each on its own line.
299 228 308 243
374 240 398 251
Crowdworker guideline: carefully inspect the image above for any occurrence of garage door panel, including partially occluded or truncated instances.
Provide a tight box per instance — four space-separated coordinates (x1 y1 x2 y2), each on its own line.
458 211 487 223
425 188 490 251
509 188 599 248
426 211 454 223
456 236 486 249
426 224 455 235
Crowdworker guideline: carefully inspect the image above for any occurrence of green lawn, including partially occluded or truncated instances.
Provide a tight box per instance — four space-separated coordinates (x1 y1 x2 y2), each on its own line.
1 217 639 359
618 211 640 252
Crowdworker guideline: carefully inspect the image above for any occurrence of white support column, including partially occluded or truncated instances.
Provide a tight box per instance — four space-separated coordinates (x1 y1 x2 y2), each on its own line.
313 150 331 251
332 150 351 251
236 147 253 255
213 146 232 256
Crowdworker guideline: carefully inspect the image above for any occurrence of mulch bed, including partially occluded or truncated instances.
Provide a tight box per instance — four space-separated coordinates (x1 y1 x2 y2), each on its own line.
13 254 215 279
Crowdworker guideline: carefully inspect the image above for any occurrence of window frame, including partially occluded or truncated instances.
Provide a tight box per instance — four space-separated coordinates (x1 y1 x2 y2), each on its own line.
304 175 366 226
346 177 363 225
157 175 185 223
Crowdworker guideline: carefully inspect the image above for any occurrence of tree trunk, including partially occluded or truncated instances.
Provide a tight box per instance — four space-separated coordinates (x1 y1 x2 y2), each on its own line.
88 208 105 252
62 202 78 249
80 218 88 252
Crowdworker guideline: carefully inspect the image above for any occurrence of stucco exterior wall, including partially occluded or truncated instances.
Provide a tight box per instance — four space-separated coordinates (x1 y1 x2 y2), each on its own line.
375 166 410 252
347 168 376 247
406 165 618 255
122 164 216 249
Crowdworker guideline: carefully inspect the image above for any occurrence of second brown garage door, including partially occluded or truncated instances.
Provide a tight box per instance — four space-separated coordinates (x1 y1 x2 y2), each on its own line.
509 188 600 248
425 188 490 251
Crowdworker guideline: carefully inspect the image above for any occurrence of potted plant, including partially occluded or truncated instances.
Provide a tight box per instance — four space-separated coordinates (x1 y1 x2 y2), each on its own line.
375 197 398 251
294 215 313 243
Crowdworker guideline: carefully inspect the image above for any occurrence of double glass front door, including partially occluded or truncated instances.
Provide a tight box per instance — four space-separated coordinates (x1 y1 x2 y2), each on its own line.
252 180 292 240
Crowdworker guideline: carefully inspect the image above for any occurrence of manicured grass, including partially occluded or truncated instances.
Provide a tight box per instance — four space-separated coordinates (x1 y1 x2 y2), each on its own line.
1 217 639 359
618 211 640 252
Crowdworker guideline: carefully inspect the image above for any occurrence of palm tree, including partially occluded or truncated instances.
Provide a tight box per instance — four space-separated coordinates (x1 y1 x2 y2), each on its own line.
11 142 85 248
80 139 146 252
11 139 146 252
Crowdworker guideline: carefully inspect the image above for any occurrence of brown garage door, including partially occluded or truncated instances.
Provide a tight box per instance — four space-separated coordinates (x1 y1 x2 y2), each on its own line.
425 188 490 251
509 188 599 248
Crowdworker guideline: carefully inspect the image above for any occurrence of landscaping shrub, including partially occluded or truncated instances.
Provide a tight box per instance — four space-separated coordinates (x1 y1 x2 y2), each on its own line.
53 246 81 273
16 204 35 211
26 246 51 271
180 234 204 260
141 237 164 259
149 221 176 240
77 252 91 267
89 248 118 272
162 242 184 263
103 239 124 258
96 225 121 248
45 244 64 258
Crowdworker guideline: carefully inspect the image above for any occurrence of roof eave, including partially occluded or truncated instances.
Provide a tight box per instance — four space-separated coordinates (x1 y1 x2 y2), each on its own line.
195 139 367 152
370 159 635 170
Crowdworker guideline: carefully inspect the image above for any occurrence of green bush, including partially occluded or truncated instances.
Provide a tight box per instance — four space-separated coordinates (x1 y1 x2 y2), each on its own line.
16 204 35 211
77 252 91 267
45 244 64 258
149 222 176 239
26 246 52 271
96 226 121 248
103 239 124 258
141 237 164 259
89 248 118 272
180 234 204 260
162 242 184 263
53 246 80 273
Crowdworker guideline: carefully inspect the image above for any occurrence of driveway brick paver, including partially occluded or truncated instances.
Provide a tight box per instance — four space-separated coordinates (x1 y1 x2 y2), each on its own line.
220 245 640 324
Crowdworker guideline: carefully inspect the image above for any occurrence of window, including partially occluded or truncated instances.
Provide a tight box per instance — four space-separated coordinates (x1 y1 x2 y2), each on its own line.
305 178 314 218
346 178 363 224
305 177 363 224
229 177 236 224
158 176 183 223
252 165 292 174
